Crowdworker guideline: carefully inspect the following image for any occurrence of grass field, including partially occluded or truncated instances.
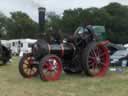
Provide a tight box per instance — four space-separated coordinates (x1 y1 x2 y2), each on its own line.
0 57 128 96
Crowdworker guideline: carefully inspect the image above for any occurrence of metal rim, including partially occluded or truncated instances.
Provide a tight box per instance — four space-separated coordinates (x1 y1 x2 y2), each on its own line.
41 55 62 81
87 44 109 76
22 55 38 78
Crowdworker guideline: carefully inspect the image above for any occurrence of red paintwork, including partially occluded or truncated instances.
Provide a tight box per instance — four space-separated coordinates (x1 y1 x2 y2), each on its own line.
99 40 110 46
41 56 62 81
88 43 110 77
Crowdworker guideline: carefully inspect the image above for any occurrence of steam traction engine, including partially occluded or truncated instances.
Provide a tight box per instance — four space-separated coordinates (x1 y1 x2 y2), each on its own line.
19 25 110 81
19 7 110 81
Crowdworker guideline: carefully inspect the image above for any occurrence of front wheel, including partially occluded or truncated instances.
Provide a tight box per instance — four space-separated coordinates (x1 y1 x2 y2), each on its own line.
19 54 38 78
82 42 110 77
39 55 62 81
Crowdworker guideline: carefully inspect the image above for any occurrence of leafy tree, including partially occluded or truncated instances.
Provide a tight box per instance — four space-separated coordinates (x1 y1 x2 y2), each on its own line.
46 12 62 32
59 2 128 43
104 2 128 43
61 8 83 33
0 12 8 38
7 11 38 39
1 2 128 43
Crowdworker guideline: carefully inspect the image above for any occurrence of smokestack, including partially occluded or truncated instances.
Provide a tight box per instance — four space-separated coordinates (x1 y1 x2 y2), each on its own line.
38 7 46 35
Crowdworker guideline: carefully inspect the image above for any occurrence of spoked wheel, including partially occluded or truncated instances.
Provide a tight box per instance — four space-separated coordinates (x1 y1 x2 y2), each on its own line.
39 55 62 81
82 42 109 77
19 54 38 78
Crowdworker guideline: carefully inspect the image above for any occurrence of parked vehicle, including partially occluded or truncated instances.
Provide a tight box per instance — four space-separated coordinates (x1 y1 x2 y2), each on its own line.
107 43 125 55
110 50 128 67
0 42 11 65
124 44 128 50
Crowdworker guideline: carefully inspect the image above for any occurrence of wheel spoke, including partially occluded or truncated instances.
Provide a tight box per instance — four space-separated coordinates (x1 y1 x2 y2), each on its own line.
26 69 31 75
23 64 28 68
27 57 31 60
90 50 95 57
47 71 55 78
24 68 29 73
31 67 37 74
89 49 99 74
24 60 29 65
92 49 97 57
88 60 93 64
96 47 101 57
30 69 34 75
88 63 93 68
88 56 95 60
99 52 106 57
43 69 49 74
49 71 55 77
89 59 97 69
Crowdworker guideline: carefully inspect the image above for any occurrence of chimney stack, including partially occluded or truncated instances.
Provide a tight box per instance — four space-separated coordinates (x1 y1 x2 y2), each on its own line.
38 7 46 35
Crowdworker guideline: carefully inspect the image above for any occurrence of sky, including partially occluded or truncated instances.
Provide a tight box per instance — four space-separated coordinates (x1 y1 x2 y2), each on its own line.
0 0 128 22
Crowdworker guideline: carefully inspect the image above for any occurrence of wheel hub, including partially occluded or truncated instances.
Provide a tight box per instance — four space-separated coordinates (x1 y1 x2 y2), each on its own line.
96 57 101 64
44 59 57 71
40 55 62 81
47 64 57 71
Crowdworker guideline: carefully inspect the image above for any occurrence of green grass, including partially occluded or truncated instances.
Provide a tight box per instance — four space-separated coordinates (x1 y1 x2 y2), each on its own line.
0 57 128 96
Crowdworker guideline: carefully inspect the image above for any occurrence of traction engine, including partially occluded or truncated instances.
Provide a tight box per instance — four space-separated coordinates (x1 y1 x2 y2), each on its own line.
19 25 110 81
19 7 110 81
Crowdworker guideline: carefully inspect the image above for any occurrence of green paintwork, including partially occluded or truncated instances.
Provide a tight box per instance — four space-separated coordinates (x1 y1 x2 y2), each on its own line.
93 26 107 41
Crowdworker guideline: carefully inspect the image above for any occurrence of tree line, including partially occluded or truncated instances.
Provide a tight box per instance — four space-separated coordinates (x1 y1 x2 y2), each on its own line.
0 2 128 43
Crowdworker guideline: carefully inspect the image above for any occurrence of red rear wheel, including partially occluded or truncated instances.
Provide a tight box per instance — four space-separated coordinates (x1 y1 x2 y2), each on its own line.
39 55 62 81
82 42 110 77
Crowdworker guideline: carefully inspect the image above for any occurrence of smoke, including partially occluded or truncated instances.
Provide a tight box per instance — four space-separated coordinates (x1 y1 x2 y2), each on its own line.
27 0 41 7
27 0 48 7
